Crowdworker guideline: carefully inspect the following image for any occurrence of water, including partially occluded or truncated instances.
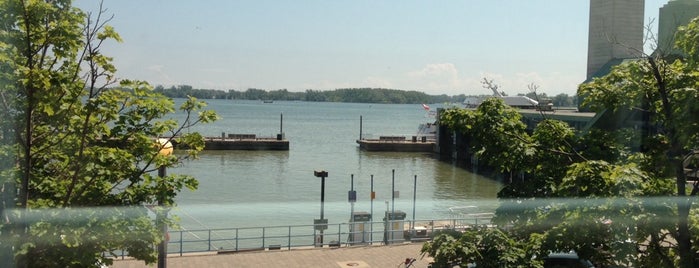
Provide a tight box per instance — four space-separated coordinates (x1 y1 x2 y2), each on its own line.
169 99 502 230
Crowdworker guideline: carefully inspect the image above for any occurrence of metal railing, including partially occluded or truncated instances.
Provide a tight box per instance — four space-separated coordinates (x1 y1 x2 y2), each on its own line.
113 215 493 258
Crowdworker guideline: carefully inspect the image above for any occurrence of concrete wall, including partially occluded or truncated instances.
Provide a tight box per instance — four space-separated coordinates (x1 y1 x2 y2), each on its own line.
587 0 645 79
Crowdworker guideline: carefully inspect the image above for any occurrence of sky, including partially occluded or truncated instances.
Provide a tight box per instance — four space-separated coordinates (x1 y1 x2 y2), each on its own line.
74 0 670 96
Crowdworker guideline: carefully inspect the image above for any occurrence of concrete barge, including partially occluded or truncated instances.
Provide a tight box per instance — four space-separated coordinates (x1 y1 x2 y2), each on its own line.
205 133 288 150
356 136 435 152
356 114 437 152
204 137 289 150
175 133 289 151
204 113 289 150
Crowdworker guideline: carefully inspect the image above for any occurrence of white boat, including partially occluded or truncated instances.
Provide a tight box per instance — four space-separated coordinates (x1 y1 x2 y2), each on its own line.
417 122 437 141
463 80 540 109
417 105 437 141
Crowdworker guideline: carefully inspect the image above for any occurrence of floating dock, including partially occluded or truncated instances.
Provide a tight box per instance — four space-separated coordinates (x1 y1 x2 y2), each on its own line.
356 136 435 152
204 113 289 150
175 133 289 151
204 135 289 150
356 115 436 152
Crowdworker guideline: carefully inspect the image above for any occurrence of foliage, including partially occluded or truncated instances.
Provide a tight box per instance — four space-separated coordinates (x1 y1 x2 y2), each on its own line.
429 17 699 267
578 16 699 267
440 98 532 177
0 0 217 267
551 93 576 107
422 227 541 268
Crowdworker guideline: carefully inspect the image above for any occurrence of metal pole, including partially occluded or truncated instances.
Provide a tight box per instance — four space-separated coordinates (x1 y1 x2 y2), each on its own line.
359 116 363 140
288 226 291 250
384 200 389 244
351 174 354 192
157 166 167 268
349 174 354 244
370 175 374 243
391 169 395 217
314 170 328 247
350 174 354 221
280 113 283 134
412 175 417 231
320 175 325 245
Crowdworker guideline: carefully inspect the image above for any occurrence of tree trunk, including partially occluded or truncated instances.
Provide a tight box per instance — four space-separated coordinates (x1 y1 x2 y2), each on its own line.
675 160 695 268
648 56 696 267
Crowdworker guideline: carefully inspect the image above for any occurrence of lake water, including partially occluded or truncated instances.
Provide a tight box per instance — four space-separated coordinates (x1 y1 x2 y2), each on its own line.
169 99 502 230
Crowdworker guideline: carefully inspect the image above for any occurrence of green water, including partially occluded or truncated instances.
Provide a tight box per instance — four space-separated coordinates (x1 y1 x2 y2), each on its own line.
168 99 502 230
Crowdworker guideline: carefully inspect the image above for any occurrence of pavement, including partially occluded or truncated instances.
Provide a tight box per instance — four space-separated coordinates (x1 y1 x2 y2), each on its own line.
110 242 434 268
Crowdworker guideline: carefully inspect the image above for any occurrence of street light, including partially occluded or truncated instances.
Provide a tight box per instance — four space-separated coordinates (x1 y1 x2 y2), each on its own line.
313 170 328 247
156 138 173 268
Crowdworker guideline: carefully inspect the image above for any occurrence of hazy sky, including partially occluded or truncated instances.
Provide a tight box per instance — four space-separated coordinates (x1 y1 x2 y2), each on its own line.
74 0 669 96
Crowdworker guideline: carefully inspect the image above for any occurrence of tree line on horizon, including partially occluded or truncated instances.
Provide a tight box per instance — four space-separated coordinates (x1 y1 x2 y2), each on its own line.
154 85 578 107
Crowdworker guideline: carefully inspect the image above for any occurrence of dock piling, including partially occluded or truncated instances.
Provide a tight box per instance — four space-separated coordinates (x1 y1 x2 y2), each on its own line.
359 116 363 140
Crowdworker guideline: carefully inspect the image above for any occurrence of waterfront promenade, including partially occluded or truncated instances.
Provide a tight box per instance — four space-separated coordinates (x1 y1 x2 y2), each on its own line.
111 243 433 268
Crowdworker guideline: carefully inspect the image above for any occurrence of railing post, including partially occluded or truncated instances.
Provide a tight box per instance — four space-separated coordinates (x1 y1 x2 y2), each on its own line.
262 227 266 249
337 224 341 245
207 229 211 251
288 226 292 250
235 228 239 251
179 231 183 256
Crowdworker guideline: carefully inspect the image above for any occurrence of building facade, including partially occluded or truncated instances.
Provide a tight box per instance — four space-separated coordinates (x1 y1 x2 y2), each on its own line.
657 0 699 55
586 0 645 80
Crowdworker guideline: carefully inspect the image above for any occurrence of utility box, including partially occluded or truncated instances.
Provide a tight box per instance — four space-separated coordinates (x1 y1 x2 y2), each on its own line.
383 211 406 244
413 226 428 239
348 211 372 244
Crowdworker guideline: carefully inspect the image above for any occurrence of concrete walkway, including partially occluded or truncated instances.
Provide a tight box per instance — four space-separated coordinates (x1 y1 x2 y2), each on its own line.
110 243 434 268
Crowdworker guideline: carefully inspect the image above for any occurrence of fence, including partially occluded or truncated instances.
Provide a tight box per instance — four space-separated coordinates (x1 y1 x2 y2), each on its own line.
113 215 493 258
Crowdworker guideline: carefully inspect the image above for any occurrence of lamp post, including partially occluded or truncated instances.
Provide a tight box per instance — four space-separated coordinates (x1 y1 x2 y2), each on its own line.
313 170 328 247
156 138 173 268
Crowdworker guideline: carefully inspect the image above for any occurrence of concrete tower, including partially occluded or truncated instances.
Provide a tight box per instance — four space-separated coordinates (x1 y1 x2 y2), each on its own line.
657 0 699 55
586 0 645 79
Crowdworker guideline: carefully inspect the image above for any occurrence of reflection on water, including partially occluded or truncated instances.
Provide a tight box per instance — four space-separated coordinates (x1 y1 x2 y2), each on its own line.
433 163 502 200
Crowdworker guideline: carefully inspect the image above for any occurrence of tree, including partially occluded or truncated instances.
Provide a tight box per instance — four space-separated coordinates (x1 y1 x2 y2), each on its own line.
435 98 674 266
0 0 217 267
421 228 540 268
440 97 532 179
579 17 699 267
551 93 574 107
429 16 699 265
